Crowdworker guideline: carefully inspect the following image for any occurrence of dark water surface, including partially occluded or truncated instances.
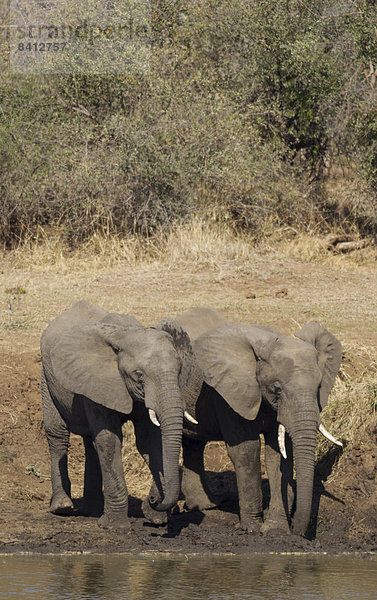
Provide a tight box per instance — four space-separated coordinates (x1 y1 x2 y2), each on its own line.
0 554 376 600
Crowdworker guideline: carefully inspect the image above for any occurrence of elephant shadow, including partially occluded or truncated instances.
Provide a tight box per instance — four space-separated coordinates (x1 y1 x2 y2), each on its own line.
71 495 145 519
202 470 240 513
308 445 345 539
196 469 272 514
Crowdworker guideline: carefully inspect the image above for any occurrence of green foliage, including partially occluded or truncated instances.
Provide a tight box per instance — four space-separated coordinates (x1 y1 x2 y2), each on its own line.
1 1 377 246
343 2 377 190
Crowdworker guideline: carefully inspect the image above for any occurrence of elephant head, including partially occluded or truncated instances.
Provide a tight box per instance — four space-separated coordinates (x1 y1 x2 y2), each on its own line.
43 301 202 513
193 321 342 536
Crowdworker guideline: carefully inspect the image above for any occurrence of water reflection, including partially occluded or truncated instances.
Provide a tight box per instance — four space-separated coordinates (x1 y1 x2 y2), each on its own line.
0 554 376 600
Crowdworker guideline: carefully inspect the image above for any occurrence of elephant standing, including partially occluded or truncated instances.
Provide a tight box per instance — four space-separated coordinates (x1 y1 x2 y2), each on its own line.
40 301 202 529
173 308 342 537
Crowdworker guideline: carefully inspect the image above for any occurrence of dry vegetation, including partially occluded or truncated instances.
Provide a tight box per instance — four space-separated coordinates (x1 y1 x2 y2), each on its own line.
2 2 377 248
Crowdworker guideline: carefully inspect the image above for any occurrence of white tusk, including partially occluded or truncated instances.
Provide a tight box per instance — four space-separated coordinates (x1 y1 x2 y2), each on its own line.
184 411 198 425
149 409 160 427
319 423 343 447
278 424 287 459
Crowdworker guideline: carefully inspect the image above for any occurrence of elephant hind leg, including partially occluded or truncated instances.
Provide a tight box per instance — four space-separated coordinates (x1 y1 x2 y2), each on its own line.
182 438 216 511
41 372 73 515
82 436 103 516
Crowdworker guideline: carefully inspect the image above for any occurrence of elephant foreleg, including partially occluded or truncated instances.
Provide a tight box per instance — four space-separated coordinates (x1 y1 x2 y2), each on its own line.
181 437 216 510
262 427 294 534
41 370 73 515
226 438 263 532
88 405 129 530
82 435 103 516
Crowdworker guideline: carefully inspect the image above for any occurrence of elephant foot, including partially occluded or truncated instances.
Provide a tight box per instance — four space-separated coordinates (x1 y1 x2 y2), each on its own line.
184 497 216 511
261 517 290 536
142 497 169 525
182 468 215 511
236 516 263 534
98 510 130 530
183 488 216 511
50 493 74 515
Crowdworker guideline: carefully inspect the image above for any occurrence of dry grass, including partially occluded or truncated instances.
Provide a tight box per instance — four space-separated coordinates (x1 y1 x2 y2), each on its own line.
2 218 255 271
4 219 376 277
264 231 377 269
317 347 377 460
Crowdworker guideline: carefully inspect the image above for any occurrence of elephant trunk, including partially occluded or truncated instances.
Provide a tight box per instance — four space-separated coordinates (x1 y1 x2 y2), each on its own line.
289 408 318 537
149 375 183 512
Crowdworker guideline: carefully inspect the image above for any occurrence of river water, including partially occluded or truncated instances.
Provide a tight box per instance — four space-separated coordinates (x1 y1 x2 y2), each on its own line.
0 554 376 600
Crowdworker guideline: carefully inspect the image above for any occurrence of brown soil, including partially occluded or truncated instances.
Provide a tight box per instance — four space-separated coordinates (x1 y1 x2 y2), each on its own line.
1 239 377 554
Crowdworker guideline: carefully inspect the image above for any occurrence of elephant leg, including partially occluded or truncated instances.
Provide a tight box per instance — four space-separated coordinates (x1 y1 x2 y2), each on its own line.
82 435 104 516
181 437 216 510
262 427 294 534
217 398 263 532
226 438 263 532
132 415 168 525
41 372 73 515
88 405 129 529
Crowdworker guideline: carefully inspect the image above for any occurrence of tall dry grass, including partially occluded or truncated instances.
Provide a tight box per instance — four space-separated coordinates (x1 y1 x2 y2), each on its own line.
2 218 257 272
317 341 377 472
3 217 376 274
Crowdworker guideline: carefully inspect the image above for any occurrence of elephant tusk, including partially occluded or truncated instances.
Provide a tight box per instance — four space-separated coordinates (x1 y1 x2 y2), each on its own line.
278 424 287 459
319 423 343 447
184 411 198 425
148 409 160 427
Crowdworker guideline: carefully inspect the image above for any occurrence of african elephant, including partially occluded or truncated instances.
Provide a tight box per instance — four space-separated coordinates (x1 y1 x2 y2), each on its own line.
40 301 202 529
173 308 342 537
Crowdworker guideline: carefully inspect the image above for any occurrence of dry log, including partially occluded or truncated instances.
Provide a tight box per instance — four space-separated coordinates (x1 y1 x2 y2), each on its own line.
335 239 372 253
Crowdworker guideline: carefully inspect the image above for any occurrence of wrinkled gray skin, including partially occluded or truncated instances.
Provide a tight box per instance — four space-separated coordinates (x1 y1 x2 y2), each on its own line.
172 308 342 537
40 301 203 529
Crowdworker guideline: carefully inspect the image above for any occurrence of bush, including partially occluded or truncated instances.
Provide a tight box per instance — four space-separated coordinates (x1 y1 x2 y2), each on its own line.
1 1 377 246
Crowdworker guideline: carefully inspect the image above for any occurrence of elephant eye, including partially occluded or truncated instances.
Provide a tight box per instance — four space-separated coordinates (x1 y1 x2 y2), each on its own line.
133 369 144 382
268 381 282 395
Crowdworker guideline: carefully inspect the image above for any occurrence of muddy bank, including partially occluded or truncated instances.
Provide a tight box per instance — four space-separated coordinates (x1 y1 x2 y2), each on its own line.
1 485 376 555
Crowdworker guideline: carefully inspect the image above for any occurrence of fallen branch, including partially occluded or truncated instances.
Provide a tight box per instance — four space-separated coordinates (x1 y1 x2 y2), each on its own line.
325 234 373 253
335 239 372 253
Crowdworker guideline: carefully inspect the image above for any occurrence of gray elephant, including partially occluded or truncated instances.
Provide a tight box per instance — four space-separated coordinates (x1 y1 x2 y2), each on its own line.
172 307 342 537
40 301 202 529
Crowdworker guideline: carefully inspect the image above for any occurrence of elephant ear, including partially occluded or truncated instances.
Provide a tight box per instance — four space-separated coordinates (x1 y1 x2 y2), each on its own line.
49 322 133 415
294 321 342 410
155 318 204 411
41 300 108 351
193 323 279 420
